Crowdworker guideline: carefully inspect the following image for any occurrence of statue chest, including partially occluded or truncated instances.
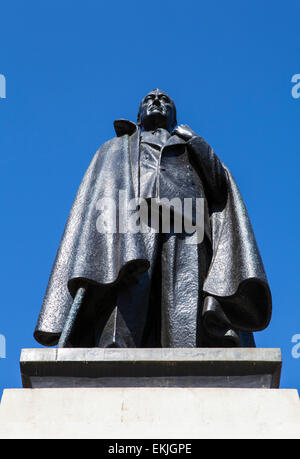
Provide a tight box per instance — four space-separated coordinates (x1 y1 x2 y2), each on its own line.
139 140 205 202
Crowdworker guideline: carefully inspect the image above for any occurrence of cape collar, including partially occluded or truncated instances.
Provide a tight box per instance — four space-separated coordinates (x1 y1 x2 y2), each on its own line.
114 119 137 137
113 119 186 147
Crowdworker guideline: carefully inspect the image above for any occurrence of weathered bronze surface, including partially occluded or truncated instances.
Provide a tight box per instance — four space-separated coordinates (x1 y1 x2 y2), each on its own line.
34 89 272 348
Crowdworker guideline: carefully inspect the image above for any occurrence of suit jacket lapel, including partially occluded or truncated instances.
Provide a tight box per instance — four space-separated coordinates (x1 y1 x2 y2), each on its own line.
113 120 187 198
161 134 187 154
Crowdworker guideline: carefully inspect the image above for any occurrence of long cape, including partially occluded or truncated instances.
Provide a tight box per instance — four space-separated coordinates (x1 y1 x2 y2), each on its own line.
34 120 271 346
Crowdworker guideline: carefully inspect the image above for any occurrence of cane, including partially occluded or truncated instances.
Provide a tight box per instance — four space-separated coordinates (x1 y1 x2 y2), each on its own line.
57 286 87 348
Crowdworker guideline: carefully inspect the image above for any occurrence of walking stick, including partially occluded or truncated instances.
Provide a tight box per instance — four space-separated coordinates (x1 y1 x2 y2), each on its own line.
57 286 87 348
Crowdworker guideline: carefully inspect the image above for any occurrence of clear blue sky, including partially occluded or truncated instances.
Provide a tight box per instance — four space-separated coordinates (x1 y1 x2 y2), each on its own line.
0 1 299 394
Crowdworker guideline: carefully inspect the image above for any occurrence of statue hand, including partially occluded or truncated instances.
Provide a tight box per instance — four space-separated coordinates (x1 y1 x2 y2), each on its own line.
172 124 198 141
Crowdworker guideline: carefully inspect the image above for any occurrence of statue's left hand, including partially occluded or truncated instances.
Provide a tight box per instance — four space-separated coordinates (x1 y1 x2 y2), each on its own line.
172 124 198 141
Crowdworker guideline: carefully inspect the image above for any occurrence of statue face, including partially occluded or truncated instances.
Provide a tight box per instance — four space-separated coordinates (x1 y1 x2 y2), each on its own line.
138 89 177 132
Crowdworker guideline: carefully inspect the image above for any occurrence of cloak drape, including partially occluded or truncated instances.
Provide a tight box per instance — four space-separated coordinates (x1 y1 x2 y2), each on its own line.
34 120 271 346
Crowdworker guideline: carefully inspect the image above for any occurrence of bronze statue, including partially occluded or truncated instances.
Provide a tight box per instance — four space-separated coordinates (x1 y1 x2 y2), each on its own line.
34 89 272 348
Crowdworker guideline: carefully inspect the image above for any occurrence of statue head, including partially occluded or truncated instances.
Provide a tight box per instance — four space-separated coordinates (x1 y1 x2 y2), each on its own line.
137 89 177 132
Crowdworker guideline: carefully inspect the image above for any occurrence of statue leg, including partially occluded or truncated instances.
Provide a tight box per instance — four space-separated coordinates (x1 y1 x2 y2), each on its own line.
95 231 162 348
95 272 154 347
201 296 256 347
160 232 211 347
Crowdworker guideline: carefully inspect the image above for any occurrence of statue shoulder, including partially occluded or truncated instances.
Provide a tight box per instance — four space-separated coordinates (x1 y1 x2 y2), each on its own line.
96 135 124 154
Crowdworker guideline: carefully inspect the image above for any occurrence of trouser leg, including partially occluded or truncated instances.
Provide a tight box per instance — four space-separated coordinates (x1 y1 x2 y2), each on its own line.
95 231 161 348
94 229 211 348
161 233 210 347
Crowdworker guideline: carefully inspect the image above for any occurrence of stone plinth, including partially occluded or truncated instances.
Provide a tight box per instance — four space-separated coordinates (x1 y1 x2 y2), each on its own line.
0 387 299 439
20 348 282 389
1 348 299 439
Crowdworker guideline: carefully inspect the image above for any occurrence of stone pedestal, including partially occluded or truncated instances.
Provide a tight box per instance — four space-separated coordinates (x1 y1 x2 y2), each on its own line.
0 348 299 439
19 347 282 389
